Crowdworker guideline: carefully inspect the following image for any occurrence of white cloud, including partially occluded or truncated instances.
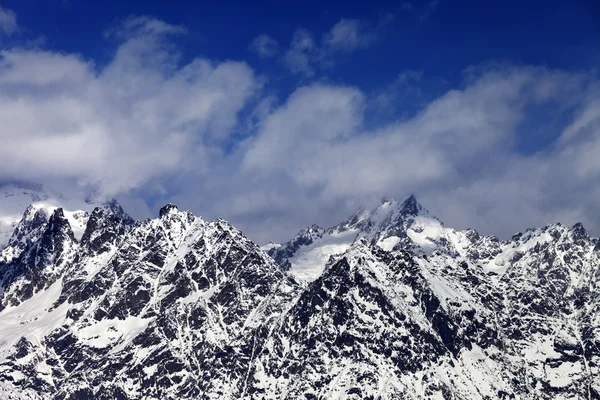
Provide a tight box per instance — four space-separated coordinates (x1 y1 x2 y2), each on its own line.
249 34 279 58
323 19 375 52
0 6 17 36
284 18 377 76
0 16 259 195
177 65 599 243
0 50 92 85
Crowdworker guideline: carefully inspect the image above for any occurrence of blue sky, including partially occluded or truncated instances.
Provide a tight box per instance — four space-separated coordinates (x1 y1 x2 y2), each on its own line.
4 1 597 87
0 0 599 242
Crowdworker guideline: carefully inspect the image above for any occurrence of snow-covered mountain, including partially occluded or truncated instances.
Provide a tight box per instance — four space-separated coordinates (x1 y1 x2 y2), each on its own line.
268 195 447 281
0 182 102 249
0 202 299 399
0 195 598 399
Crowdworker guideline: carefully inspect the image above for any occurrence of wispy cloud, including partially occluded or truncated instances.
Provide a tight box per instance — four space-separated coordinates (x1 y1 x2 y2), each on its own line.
323 19 376 53
374 69 424 109
284 18 378 77
284 29 316 76
401 0 440 21
207 66 599 242
0 6 18 36
249 34 279 59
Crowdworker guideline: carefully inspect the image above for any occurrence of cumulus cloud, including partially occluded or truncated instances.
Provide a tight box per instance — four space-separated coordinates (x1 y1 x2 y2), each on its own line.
249 34 279 58
0 6 18 36
0 16 259 195
284 18 377 76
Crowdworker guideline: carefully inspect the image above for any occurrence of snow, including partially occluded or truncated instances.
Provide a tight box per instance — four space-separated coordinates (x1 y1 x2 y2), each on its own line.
80 246 118 278
0 192 598 399
0 381 43 399
29 203 90 240
404 216 445 254
143 364 159 377
546 361 583 388
77 316 151 351
378 236 400 251
280 196 449 282
483 231 554 275
287 229 357 282
0 279 69 361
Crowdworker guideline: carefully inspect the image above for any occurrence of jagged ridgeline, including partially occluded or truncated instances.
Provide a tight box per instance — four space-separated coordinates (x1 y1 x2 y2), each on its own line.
0 196 598 399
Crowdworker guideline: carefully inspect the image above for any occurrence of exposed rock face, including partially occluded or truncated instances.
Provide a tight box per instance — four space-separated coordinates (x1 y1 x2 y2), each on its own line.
0 197 598 399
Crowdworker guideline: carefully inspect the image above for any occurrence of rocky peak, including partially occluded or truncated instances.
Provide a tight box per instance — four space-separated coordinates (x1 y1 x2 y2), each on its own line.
0 182 107 248
0 208 76 310
45 208 75 243
569 222 589 242
268 223 325 267
465 228 481 243
19 204 49 224
2 206 49 262
390 194 433 222
398 194 421 216
159 203 179 218
270 195 446 280
153 204 198 247
80 204 131 254
298 223 324 238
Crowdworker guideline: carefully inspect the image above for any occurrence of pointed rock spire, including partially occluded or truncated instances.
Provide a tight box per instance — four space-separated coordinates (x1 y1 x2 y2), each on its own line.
399 194 421 216
570 222 589 242
1 206 50 264
159 203 179 218
81 204 131 253
46 208 75 242
7 205 49 246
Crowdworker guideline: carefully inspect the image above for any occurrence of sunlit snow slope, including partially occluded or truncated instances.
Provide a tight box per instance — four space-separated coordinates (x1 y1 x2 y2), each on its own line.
268 195 448 281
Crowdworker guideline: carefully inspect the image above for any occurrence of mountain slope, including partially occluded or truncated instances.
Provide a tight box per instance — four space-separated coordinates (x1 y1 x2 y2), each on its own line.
0 204 299 399
249 242 502 399
254 234 600 399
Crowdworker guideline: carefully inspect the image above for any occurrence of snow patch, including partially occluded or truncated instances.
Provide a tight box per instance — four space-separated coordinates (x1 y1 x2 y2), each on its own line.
0 279 69 361
77 316 151 351
287 230 357 282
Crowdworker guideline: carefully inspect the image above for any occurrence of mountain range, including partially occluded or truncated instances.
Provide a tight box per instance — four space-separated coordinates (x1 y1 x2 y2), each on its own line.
0 185 598 399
